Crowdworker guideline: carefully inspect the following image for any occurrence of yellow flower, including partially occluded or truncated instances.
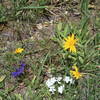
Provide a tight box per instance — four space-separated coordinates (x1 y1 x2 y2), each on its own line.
70 65 82 79
63 34 77 53
14 48 24 54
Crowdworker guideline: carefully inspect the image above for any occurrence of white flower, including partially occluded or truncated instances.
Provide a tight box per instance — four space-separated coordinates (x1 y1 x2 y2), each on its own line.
63 76 71 83
46 77 56 87
58 85 64 94
56 77 62 84
69 78 74 84
46 76 74 94
49 85 56 94
64 76 74 84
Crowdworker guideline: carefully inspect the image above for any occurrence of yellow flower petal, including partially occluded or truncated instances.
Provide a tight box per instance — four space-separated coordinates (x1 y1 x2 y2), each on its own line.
72 65 78 72
70 65 82 79
71 34 74 39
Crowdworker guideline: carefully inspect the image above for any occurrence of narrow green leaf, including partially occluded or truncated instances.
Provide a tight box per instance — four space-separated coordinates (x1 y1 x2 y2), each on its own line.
0 75 6 83
20 6 48 10
57 22 62 31
15 94 23 100
79 56 84 64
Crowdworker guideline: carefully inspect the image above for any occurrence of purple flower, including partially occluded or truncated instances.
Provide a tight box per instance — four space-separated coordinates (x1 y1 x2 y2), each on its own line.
20 63 26 67
11 63 26 77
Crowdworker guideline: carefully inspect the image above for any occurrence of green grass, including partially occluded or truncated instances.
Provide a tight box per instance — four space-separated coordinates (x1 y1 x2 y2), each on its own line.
0 0 49 22
0 0 100 100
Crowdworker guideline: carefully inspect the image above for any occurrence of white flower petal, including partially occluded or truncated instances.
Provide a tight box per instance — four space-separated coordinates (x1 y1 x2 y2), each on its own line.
58 85 64 94
63 76 71 83
64 76 74 84
69 78 74 84
49 85 56 94
56 77 62 84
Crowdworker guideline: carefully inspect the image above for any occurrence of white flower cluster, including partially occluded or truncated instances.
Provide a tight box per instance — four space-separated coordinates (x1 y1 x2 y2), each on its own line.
45 76 74 94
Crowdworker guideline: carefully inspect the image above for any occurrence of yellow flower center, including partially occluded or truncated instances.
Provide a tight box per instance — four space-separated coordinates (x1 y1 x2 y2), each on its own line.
67 39 76 46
